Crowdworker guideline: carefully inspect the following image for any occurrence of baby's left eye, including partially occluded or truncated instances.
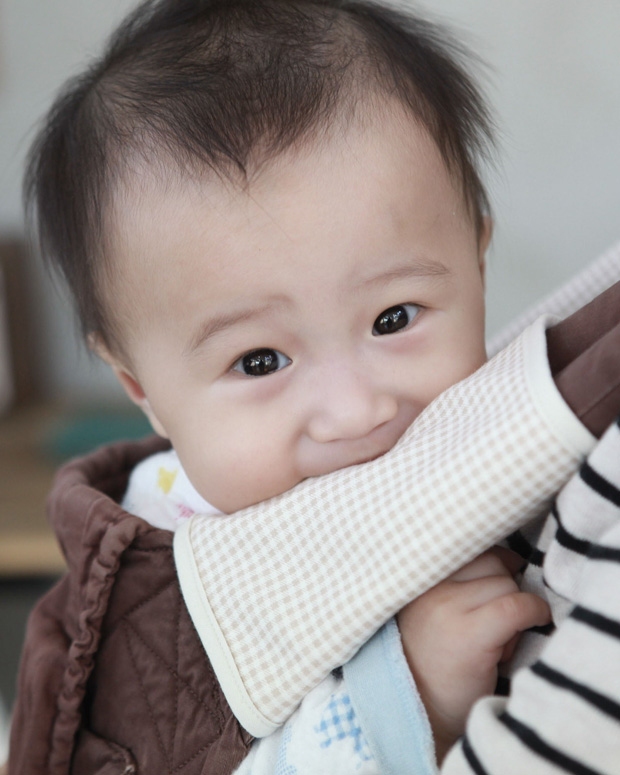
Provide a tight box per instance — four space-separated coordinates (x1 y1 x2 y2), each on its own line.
372 303 421 335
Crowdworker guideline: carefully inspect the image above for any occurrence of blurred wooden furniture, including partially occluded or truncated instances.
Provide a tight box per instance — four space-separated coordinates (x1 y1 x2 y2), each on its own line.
0 402 65 576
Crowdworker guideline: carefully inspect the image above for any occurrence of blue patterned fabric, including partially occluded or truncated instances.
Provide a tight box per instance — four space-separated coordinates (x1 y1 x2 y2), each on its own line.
344 619 437 775
314 692 373 761
235 620 432 774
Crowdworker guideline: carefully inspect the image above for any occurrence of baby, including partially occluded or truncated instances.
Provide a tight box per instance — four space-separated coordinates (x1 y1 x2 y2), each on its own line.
105 23 545 764
15 0 610 772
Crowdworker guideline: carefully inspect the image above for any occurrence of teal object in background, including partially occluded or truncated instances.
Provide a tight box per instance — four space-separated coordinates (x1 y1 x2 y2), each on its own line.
42 406 153 462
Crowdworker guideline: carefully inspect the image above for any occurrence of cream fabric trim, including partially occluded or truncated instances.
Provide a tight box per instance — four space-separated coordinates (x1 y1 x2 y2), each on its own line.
174 522 278 736
521 314 595 457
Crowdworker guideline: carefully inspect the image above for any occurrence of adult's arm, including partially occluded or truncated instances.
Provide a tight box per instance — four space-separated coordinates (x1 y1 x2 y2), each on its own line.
442 415 620 774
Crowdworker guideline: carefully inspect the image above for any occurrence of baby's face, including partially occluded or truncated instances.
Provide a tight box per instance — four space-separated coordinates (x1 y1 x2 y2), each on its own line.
106 109 488 512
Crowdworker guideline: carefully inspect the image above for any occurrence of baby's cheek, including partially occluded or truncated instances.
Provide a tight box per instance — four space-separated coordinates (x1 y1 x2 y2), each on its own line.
430 349 485 398
203 427 298 512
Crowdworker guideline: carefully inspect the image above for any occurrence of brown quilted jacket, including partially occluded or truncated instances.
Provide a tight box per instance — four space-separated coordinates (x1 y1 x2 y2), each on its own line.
8 435 253 775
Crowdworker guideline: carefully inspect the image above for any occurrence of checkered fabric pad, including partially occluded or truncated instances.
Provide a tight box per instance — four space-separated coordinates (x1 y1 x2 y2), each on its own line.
176 241 619 734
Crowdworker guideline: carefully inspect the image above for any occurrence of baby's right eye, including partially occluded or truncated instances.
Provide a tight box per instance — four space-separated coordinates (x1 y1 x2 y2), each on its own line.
232 348 292 377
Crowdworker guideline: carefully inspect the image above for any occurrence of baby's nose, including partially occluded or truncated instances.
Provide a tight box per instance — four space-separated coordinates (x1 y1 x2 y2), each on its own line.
307 376 398 443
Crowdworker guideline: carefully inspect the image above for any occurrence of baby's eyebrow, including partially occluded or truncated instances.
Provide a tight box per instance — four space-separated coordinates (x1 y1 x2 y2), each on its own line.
358 258 451 289
184 298 289 356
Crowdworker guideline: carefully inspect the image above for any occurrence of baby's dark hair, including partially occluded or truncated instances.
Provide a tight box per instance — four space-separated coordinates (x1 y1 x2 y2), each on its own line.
25 0 495 356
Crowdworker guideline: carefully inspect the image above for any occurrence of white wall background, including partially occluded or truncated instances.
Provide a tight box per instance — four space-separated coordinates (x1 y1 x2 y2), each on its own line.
1 0 619 402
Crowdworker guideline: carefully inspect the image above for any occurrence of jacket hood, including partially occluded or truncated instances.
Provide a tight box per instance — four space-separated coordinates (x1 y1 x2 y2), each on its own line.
48 434 171 575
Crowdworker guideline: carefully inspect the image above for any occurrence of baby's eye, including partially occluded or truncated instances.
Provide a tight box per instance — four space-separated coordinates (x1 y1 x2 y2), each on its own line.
232 348 292 377
372 303 421 335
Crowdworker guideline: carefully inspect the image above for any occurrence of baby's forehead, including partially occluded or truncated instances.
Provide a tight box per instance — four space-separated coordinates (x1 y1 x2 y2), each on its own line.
112 103 465 220
109 109 471 274
105 109 474 317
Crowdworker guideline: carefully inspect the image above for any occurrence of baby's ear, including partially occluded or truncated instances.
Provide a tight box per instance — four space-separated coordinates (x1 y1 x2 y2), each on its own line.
478 216 493 287
87 333 169 439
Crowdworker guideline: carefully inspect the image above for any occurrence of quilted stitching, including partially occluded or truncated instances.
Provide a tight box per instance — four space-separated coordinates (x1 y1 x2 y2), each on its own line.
93 547 227 773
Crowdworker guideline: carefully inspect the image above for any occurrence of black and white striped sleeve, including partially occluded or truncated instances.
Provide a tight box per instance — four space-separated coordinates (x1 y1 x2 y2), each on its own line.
442 416 620 775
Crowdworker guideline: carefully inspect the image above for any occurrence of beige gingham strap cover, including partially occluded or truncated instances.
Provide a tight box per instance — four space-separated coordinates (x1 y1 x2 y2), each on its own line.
175 242 620 736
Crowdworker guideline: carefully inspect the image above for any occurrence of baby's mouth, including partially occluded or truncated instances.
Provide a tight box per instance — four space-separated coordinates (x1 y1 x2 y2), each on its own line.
350 448 389 467
304 448 388 479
